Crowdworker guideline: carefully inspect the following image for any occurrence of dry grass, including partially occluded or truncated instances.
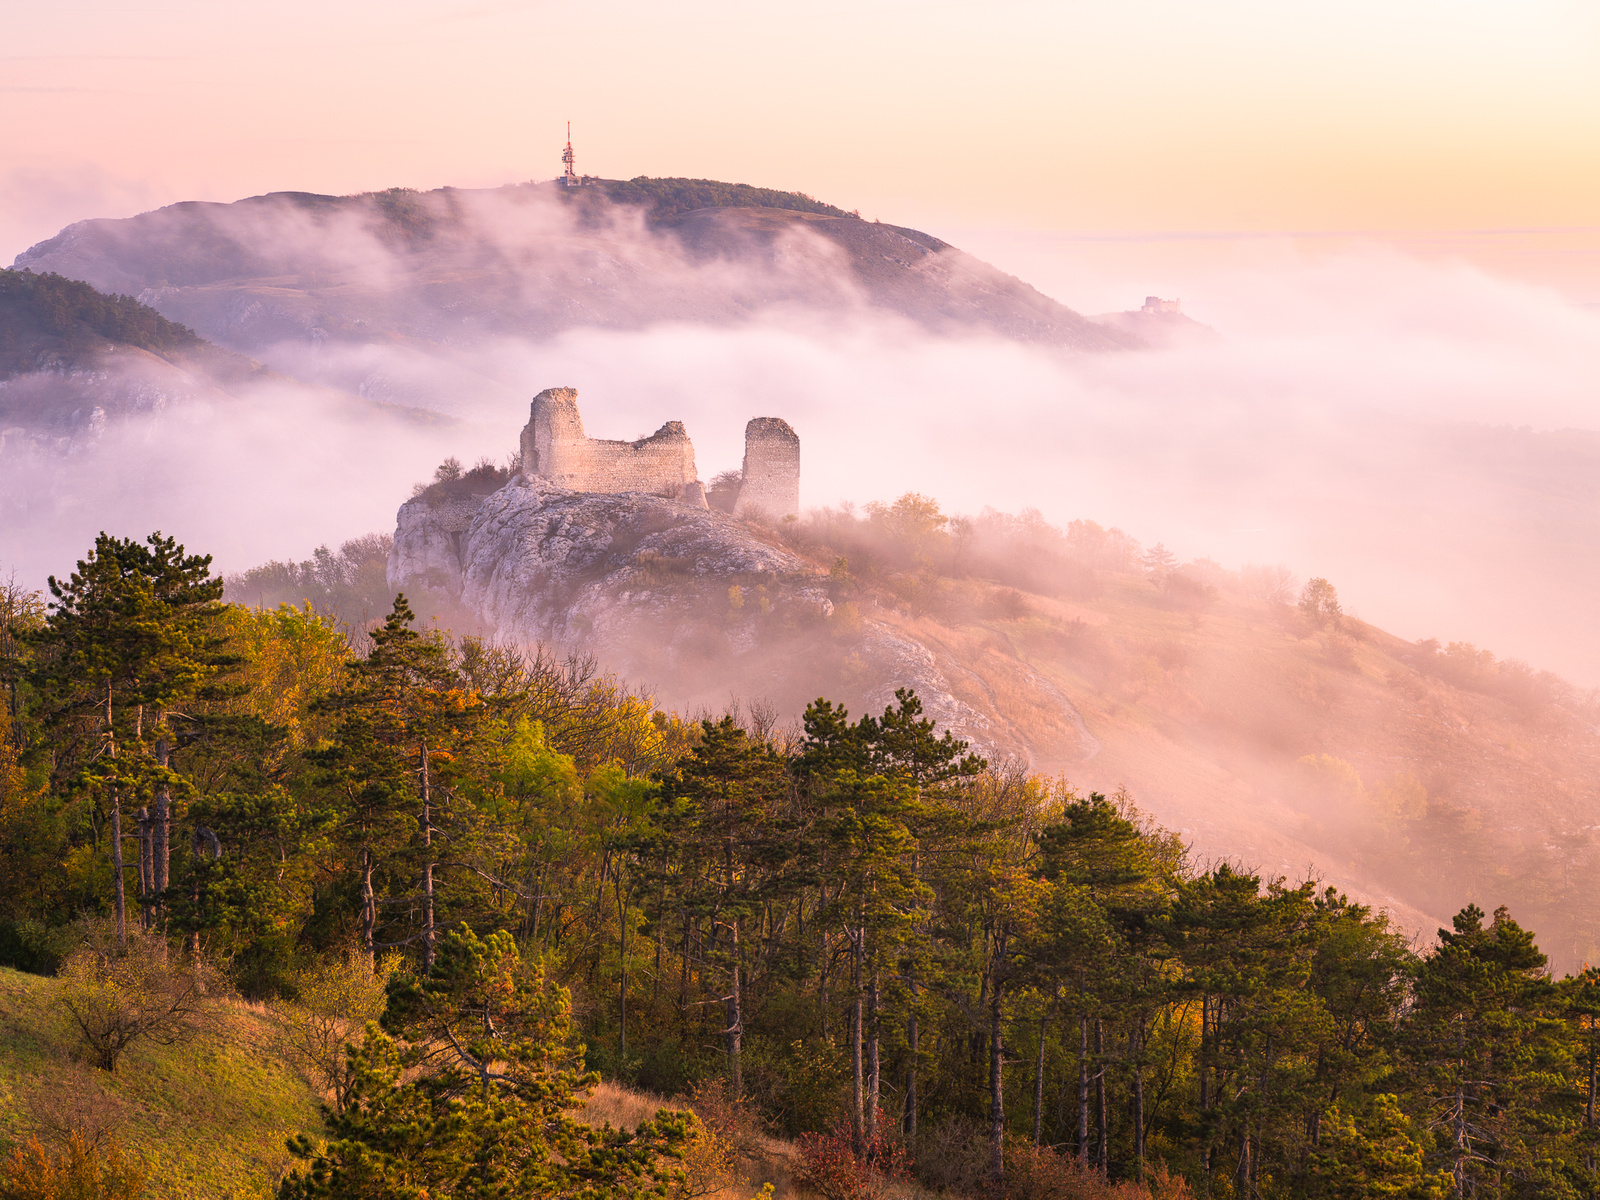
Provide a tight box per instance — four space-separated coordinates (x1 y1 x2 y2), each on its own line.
576 1079 687 1131
0 966 323 1200
575 1080 802 1199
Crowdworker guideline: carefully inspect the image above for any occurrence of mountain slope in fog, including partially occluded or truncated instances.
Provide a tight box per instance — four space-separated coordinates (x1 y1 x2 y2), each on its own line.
0 268 449 451
385 477 1600 972
0 267 272 445
10 181 1133 399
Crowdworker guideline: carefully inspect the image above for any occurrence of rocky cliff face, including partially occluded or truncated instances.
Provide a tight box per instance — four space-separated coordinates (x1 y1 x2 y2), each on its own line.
389 475 993 749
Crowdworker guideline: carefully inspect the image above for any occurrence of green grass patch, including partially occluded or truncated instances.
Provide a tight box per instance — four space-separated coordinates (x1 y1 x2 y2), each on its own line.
0 967 324 1199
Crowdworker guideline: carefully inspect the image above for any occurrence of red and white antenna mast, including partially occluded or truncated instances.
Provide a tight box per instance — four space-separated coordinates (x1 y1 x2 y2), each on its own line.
562 121 579 186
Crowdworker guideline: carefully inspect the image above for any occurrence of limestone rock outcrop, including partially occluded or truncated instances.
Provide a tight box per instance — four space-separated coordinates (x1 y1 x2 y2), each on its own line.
457 476 808 643
387 385 993 745
387 472 988 748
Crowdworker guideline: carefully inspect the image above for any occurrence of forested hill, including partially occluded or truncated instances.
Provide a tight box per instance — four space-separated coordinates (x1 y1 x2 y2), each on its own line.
3 531 1600 1200
246 489 1600 980
582 175 856 224
0 267 262 384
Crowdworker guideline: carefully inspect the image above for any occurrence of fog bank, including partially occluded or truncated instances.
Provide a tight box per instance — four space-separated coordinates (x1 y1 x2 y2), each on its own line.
5 226 1600 683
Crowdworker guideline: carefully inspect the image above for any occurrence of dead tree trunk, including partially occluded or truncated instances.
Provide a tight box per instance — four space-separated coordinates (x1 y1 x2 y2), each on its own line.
904 986 920 1146
110 797 126 947
137 807 152 930
618 874 629 1065
989 940 1006 1186
1095 1018 1108 1175
1078 1013 1091 1162
360 847 377 971
726 919 743 1097
1200 995 1213 1173
1132 1019 1146 1174
1034 1015 1048 1145
867 972 881 1144
152 734 171 919
850 926 865 1156
106 685 126 947
187 826 221 959
419 741 435 971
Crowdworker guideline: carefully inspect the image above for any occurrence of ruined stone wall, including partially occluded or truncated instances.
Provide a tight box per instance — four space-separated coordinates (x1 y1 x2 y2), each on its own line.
521 387 699 495
736 417 801 519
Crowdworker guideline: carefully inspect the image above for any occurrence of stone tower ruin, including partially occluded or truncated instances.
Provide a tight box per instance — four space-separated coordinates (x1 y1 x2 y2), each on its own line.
521 387 700 498
735 417 801 520
519 388 798 517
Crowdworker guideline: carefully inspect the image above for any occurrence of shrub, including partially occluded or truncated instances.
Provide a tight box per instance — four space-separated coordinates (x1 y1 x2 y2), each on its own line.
911 1117 991 1196
795 1111 910 1200
1240 563 1296 606
707 470 743 513
1003 1140 1122 1199
0 1133 145 1200
56 922 207 1072
272 948 398 1112
1299 578 1342 628
23 1059 127 1151
1156 571 1216 613
914 1124 1193 1200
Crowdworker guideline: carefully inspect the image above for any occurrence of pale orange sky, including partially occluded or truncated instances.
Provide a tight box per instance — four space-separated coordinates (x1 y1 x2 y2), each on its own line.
4 0 1599 293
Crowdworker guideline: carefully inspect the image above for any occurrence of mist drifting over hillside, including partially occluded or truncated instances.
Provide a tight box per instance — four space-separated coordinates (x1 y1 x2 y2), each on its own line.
5 183 1600 684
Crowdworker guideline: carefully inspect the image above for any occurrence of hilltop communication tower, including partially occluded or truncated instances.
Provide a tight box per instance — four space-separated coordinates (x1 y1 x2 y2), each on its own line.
561 122 580 187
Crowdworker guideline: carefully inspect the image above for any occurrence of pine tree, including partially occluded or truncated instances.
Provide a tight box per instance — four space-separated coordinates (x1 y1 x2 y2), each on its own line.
1401 904 1574 1197
29 532 229 944
280 924 693 1199
643 716 791 1097
1036 792 1177 1175
310 595 484 968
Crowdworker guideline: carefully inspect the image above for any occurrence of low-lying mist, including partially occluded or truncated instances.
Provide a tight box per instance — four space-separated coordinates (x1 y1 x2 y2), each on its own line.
5 222 1600 685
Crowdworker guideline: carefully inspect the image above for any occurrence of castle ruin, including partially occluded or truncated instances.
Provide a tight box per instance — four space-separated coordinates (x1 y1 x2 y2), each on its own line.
520 387 799 518
521 387 700 498
736 417 801 520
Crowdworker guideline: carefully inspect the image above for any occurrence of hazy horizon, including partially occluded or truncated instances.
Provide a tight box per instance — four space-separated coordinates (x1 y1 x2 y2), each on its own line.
5 0 1600 685
4 182 1600 689
6 0 1599 258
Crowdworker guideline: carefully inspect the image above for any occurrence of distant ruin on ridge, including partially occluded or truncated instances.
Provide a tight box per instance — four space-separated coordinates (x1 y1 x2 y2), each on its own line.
736 418 801 520
520 387 800 518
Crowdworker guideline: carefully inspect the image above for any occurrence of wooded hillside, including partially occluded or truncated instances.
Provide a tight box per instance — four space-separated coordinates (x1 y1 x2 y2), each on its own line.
3 531 1598 1199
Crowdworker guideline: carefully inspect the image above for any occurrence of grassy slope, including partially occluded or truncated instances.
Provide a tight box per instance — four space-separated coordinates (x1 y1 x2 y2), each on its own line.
0 967 800 1200
862 566 1599 964
0 967 323 1200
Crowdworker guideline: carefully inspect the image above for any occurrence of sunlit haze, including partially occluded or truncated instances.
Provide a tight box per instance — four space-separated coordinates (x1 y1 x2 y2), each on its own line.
13 0 1600 1134
5 0 1600 294
6 5 1600 673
